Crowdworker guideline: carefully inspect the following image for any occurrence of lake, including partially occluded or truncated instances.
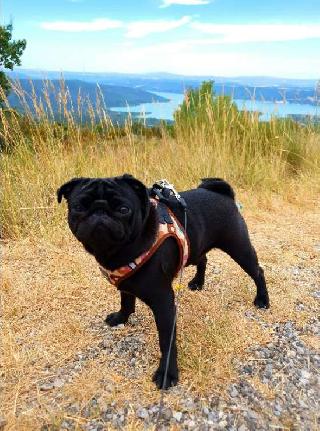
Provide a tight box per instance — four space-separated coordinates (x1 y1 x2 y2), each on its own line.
110 91 320 122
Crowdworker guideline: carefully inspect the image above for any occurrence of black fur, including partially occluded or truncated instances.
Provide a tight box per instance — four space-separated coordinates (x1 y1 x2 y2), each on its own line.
199 178 235 200
57 174 270 389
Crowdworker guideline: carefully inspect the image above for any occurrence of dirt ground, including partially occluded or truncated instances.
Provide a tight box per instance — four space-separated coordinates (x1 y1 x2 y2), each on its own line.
1 196 319 430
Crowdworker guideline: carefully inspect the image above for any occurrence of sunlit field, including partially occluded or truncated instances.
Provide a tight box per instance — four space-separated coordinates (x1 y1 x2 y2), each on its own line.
1 81 320 430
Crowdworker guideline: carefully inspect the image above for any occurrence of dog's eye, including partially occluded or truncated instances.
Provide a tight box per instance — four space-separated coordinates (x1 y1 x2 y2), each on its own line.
73 204 83 211
118 206 130 215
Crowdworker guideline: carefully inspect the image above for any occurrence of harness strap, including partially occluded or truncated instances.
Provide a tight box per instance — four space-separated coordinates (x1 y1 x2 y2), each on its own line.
99 199 189 287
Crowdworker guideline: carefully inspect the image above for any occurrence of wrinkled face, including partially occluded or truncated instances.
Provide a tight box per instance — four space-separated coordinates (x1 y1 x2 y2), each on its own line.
57 175 150 259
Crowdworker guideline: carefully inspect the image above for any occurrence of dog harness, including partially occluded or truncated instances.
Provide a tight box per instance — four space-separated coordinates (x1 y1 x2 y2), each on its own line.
99 198 189 287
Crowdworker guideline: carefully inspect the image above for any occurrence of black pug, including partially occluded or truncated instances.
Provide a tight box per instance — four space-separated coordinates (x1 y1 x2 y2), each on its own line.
57 174 269 389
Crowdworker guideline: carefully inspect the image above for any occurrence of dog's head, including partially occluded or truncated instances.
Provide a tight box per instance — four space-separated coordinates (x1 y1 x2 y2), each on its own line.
57 174 150 259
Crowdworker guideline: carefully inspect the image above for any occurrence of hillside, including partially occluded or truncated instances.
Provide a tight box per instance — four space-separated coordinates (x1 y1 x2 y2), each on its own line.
9 69 317 88
7 79 169 114
9 70 319 106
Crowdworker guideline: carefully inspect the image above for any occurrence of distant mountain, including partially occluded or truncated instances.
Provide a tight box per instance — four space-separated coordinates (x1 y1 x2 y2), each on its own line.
7 69 318 107
7 79 169 114
213 84 318 106
8 69 318 89
288 114 320 125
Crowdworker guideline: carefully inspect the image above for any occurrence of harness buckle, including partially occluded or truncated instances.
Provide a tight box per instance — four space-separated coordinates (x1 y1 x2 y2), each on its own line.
151 179 187 209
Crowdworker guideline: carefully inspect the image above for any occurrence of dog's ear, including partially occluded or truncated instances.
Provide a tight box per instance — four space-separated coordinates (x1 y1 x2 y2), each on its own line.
57 177 89 203
119 174 150 220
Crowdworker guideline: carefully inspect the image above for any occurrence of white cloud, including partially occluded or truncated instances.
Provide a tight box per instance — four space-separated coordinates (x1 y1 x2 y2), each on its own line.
160 0 209 7
125 16 191 38
92 40 320 78
190 23 320 43
41 18 123 32
25 35 320 78
40 16 191 37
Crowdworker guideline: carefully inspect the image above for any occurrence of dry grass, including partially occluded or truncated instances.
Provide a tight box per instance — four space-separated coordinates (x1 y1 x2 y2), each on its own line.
1 79 320 239
1 80 320 429
1 199 319 430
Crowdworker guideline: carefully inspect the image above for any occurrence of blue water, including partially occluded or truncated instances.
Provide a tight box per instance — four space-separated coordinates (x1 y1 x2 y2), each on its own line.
110 91 319 122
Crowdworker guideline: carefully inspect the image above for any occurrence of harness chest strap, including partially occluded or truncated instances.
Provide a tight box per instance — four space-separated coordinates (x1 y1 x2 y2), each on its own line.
99 199 189 287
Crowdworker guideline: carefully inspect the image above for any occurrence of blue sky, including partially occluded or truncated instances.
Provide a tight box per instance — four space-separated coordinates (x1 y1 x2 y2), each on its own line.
2 0 320 77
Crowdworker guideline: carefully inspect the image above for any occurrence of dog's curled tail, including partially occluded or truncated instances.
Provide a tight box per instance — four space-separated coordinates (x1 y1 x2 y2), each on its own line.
198 178 235 200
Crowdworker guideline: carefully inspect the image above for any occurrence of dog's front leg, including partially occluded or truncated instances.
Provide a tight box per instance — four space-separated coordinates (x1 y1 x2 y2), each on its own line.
150 289 178 389
105 291 136 326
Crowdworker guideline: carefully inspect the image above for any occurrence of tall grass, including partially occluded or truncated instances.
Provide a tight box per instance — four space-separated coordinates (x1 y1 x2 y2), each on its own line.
1 79 320 239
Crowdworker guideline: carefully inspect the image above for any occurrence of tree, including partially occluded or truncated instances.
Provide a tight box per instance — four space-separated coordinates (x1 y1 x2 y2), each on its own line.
174 80 240 134
0 24 26 97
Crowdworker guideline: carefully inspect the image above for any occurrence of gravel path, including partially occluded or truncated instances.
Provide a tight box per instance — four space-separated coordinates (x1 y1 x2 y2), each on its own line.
36 313 319 431
3 207 319 430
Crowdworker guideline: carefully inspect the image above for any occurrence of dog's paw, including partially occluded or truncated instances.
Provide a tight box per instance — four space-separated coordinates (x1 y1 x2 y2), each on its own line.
188 278 204 291
152 367 179 390
254 295 270 309
105 311 129 327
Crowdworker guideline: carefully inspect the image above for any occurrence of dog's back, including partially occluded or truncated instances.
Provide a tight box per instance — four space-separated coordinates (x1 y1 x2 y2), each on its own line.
198 178 235 200
176 179 242 263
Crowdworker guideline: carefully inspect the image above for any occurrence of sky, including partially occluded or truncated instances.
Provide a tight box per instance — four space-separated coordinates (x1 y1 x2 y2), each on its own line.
2 0 320 78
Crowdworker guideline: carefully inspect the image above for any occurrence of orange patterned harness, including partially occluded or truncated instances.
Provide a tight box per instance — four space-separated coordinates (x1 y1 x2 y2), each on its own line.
99 198 189 287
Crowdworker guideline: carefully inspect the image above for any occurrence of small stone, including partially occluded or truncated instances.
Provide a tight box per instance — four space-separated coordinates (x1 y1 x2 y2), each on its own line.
173 411 182 422
299 399 308 408
284 321 293 331
53 378 65 388
238 425 247 431
247 410 258 420
136 407 149 420
162 407 172 421
39 382 54 391
208 412 218 422
218 411 225 420
274 403 282 415
184 398 195 410
230 387 238 398
300 369 311 380
202 406 209 415
68 403 80 414
111 324 125 330
296 346 305 355
60 420 73 430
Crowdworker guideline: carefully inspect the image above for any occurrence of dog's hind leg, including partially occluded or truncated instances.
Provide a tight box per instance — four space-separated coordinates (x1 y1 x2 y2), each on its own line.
220 230 270 309
188 254 207 291
105 291 136 326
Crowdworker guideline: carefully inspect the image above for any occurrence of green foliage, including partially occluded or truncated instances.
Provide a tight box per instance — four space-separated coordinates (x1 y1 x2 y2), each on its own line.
0 24 26 98
174 80 240 132
173 80 318 175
